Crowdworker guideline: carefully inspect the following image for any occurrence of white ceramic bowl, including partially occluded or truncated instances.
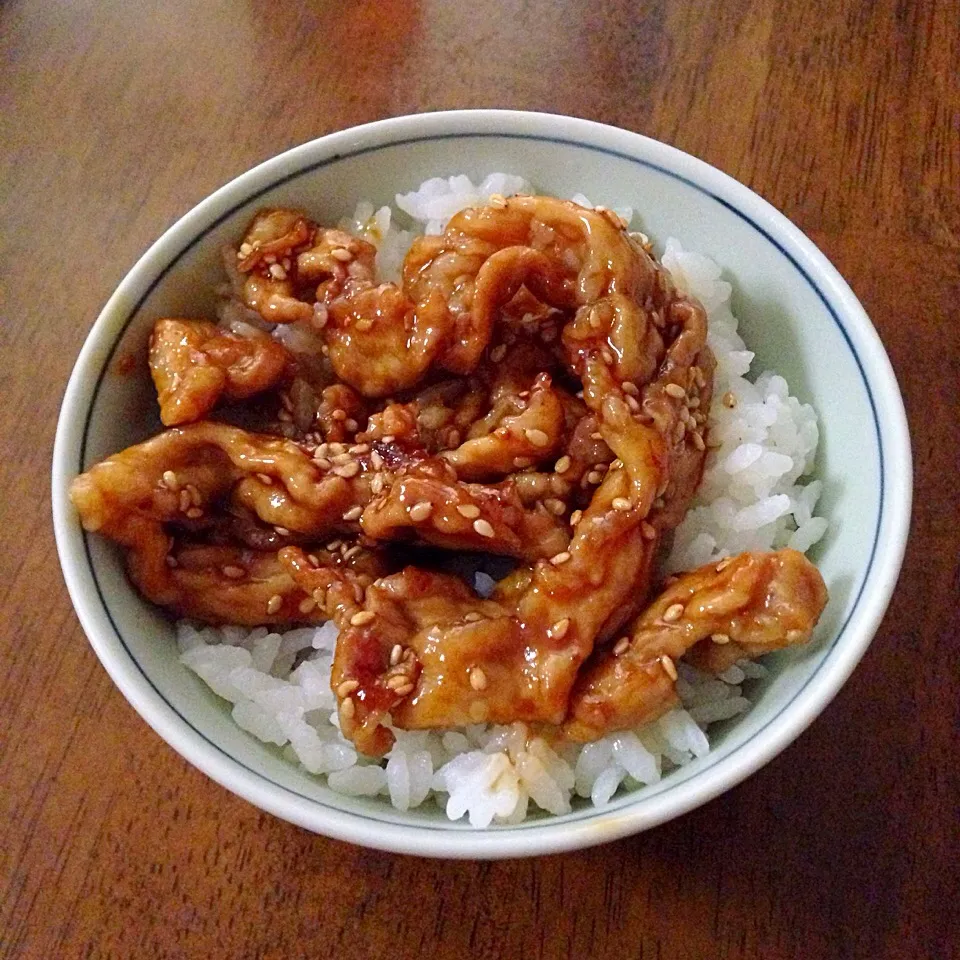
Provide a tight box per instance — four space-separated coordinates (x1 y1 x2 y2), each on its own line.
52 110 911 858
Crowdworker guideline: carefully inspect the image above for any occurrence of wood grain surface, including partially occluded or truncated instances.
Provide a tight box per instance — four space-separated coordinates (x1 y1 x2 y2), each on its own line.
2 0 958 957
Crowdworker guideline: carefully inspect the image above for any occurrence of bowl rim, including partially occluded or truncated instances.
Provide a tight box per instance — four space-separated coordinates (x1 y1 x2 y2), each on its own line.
52 109 912 858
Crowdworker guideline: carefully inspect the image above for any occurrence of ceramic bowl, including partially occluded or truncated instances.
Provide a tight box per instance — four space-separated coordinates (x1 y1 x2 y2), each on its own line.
52 110 911 858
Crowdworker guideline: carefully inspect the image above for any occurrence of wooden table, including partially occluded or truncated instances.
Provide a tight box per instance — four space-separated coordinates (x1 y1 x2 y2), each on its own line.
3 0 957 956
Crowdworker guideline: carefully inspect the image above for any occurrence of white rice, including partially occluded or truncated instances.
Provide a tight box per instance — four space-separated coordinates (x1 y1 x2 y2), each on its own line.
189 174 826 826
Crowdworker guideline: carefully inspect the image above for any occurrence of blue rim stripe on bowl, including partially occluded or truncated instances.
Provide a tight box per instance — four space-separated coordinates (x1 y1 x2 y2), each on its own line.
78 131 884 830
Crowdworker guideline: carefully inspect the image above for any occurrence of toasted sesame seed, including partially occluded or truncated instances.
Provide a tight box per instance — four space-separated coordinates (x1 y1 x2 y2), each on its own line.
238 242 253 256
333 461 360 479
456 503 481 519
590 431 603 441
550 551 571 566
342 506 363 521
331 247 353 262
312 587 327 604
586 470 603 485
343 545 362 560
408 501 433 522
662 603 685 623
473 518 495 538
266 594 283 615
370 473 385 494
554 455 572 474
350 610 375 626
469 667 488 691
716 557 733 572
665 383 686 399
712 633 731 645
722 391 737 408
661 654 678 681
570 509 583 526
344 418 359 433
544 498 566 516
386 674 409 690
613 636 630 656
329 442 346 455
692 431 706 451
314 456 332 469
524 427 551 448
389 644 403 666
641 521 657 540
268 263 287 280
625 394 641 413
489 193 508 208
349 443 369 455
336 679 360 697
257 472 273 485
469 700 489 722
162 470 179 491
394 683 415 697
331 409 347 422
298 597 317 614
612 497 632 512
490 344 507 362
550 618 571 639
185 507 203 519
340 696 356 719
222 565 245 579
464 612 483 622
589 309 603 329
312 303 329 328
370 450 384 469
687 396 701 410
326 539 343 551
513 456 534 469
601 348 614 365
621 381 640 396
355 318 373 332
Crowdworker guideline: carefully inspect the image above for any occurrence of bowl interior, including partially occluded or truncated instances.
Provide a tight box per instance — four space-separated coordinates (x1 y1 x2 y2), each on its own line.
56 115 901 855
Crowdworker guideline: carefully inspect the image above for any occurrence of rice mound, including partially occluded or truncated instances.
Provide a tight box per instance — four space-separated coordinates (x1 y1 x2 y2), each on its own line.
184 175 827 827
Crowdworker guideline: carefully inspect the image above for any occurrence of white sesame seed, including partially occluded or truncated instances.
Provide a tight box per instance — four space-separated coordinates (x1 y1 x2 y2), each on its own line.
641 521 657 540
570 509 583 526
222 565 245 579
408 501 433 522
331 247 353 262
266 594 283 615
390 644 403 666
456 504 481 519
350 610 375 626
661 655 678 681
513 457 534 469
665 383 686 399
185 507 203 519
274 526 290 536
312 303 329 329
544 498 566 516
340 696 356 719
473 518 495 538
722 391 737 408
470 667 488 691
268 263 287 280
613 636 630 656
550 618 571 639
692 431 706 451
490 345 507 362
712 633 731 645
612 497 632 512
464 612 483 622
716 557 733 572
355 318 373 332
554 455 571 474
524 427 551 448
621 381 639 396
550 551 571 566
336 679 360 697
342 506 363 521
298 597 317 615
162 470 178 491
662 603 685 623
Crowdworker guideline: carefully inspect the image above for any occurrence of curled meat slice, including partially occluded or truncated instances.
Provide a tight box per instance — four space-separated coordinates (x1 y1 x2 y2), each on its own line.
358 458 570 562
148 318 289 426
563 549 829 741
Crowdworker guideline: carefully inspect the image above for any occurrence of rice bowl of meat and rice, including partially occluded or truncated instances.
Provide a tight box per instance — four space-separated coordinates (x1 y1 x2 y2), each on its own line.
52 112 910 857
